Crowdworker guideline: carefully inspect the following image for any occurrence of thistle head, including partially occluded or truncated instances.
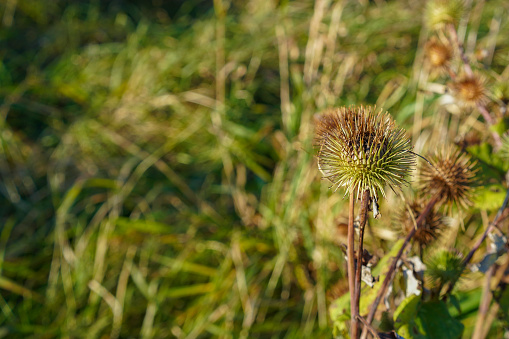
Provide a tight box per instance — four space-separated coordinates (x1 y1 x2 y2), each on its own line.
426 0 464 30
398 199 443 247
425 36 453 72
314 106 415 201
419 148 477 211
451 73 488 107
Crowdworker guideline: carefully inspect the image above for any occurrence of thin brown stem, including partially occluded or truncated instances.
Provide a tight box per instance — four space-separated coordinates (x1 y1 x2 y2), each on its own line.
360 194 440 339
348 190 357 338
472 265 494 339
353 190 370 339
356 315 380 339
447 24 473 78
481 257 509 338
445 188 509 296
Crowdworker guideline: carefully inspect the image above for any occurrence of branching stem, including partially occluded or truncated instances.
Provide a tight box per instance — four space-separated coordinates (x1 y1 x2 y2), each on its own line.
360 193 440 339
445 188 509 296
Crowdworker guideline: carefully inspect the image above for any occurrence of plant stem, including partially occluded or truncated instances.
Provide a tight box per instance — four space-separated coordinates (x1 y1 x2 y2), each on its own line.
353 190 370 339
447 24 474 78
360 194 440 339
348 190 357 338
481 257 509 338
472 265 494 339
356 315 380 339
445 188 509 296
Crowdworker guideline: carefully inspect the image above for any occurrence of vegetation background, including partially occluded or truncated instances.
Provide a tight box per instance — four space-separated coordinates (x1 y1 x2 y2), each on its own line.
1 0 509 338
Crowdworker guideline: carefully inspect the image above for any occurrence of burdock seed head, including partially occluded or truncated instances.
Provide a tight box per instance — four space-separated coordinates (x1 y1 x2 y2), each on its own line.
398 199 443 247
419 148 477 211
425 36 453 71
314 106 415 201
451 73 488 107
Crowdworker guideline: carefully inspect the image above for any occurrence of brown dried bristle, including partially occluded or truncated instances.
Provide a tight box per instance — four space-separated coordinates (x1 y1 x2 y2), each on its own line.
398 199 443 247
425 37 452 70
419 148 477 212
451 74 488 107
314 106 415 200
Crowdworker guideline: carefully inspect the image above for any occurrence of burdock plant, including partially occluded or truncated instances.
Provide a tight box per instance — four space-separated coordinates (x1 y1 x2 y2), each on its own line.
315 106 415 338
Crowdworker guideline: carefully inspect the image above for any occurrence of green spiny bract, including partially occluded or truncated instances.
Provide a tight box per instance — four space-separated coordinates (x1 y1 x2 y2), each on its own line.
315 106 415 201
426 249 464 290
426 0 464 30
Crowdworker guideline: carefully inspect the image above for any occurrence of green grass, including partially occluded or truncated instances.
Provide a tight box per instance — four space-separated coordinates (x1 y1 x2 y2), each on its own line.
1 0 509 338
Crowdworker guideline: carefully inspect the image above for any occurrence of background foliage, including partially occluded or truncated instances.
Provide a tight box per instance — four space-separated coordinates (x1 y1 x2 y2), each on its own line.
1 0 508 338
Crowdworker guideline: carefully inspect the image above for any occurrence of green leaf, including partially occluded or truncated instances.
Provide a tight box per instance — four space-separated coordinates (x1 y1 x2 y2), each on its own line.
490 118 509 136
467 143 509 179
394 296 464 339
473 184 506 211
419 301 464 339
394 294 421 326
394 295 426 339
329 294 351 338
449 294 461 315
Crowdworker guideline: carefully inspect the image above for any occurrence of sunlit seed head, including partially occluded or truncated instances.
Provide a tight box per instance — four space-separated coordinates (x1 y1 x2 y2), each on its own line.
419 148 477 212
425 36 453 70
451 73 488 107
314 106 415 201
398 199 443 247
426 0 464 30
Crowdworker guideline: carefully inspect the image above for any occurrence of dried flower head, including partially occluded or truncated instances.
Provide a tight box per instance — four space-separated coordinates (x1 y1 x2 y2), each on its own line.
398 199 443 247
451 73 488 107
315 106 415 200
426 0 464 30
419 148 477 211
425 36 453 72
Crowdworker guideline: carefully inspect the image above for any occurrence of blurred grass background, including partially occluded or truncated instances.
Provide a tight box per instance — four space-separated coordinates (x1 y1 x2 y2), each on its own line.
1 0 508 337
